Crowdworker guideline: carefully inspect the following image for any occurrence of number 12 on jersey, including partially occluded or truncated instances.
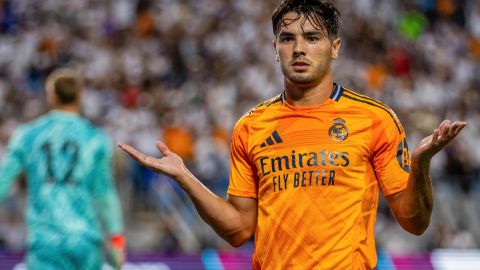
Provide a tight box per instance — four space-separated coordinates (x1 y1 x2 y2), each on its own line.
41 141 79 184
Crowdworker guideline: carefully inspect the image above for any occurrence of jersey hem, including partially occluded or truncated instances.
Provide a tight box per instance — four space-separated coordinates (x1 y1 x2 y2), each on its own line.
381 180 408 196
227 189 257 199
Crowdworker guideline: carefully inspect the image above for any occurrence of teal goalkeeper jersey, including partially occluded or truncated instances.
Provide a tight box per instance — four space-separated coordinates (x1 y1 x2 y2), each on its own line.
0 110 123 248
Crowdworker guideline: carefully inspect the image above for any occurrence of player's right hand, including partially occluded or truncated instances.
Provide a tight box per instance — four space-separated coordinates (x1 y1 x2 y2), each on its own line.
118 141 187 180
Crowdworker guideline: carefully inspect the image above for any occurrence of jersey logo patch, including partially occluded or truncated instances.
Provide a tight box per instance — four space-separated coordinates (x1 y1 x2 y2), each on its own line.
328 118 349 142
397 138 410 173
261 130 283 148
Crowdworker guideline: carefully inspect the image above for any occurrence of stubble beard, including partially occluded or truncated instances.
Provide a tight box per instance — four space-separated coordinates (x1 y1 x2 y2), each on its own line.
287 71 320 84
283 57 332 86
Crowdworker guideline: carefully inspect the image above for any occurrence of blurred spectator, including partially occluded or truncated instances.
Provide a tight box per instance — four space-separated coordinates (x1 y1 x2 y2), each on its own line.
0 0 478 253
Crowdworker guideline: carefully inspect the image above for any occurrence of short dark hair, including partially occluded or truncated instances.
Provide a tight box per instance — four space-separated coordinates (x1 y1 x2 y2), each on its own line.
46 69 83 105
272 0 340 40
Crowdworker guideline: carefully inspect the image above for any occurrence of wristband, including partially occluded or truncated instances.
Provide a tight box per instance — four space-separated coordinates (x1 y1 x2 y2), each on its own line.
110 234 126 249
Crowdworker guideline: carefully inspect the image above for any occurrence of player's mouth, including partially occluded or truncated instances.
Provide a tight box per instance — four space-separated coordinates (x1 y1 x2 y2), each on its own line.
291 61 310 71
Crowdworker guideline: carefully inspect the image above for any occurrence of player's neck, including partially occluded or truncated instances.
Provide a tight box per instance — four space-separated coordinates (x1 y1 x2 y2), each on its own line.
284 77 334 106
53 104 80 114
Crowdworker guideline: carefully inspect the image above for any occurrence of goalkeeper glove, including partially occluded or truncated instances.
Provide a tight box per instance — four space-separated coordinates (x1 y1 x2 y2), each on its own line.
109 234 126 270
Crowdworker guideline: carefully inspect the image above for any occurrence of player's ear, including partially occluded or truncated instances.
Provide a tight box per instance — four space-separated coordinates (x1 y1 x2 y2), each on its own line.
272 40 279 62
331 37 341 60
45 87 56 107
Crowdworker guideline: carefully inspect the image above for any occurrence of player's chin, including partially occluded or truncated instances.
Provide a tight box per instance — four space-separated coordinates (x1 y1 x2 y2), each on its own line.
287 74 317 85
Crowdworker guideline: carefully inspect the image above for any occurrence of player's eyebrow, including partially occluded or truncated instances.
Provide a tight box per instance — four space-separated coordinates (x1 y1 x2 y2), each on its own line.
304 31 323 36
278 31 295 37
278 30 323 37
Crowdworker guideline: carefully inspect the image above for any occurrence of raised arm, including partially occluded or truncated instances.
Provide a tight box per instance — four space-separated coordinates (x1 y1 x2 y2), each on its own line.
118 141 257 247
386 120 467 235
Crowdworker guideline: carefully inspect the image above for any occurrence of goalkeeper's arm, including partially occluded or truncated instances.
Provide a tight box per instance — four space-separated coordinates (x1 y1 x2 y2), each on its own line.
95 140 126 269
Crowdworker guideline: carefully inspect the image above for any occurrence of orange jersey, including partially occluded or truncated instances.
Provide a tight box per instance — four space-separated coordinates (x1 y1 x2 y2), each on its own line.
227 84 411 270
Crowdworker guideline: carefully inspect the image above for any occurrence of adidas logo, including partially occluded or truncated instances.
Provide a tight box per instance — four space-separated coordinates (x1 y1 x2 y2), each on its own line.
261 130 283 148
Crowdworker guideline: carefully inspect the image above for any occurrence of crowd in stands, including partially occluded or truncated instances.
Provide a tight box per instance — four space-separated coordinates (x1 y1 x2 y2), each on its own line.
0 0 478 254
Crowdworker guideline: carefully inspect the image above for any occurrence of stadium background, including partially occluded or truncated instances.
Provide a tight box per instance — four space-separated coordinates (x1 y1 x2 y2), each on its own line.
0 0 479 269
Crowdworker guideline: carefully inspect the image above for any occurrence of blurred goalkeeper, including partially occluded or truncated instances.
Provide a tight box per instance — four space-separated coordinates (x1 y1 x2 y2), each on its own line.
0 68 125 270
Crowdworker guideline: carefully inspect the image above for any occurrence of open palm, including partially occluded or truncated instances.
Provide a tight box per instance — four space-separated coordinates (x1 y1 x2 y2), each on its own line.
412 120 467 162
118 141 187 179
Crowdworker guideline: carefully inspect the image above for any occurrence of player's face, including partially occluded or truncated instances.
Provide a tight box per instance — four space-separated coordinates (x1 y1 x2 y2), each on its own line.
274 12 341 87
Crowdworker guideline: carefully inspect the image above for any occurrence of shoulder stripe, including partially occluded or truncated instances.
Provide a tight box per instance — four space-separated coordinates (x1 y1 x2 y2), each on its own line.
266 97 282 107
255 94 282 108
342 88 390 111
342 93 403 134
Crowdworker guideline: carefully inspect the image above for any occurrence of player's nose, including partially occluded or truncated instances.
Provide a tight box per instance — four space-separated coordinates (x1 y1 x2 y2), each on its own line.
292 40 307 56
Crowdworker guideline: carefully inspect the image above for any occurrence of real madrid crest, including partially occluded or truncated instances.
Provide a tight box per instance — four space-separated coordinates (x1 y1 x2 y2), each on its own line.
328 118 349 142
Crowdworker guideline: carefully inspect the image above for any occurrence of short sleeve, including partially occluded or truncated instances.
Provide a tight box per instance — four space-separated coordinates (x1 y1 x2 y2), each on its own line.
227 121 258 199
371 111 410 196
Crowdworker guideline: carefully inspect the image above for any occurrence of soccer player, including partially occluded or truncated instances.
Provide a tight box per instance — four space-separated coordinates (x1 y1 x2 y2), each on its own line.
119 1 467 269
0 68 125 270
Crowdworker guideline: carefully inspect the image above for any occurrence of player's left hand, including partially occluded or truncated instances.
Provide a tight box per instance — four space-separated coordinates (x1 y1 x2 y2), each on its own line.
411 120 467 163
